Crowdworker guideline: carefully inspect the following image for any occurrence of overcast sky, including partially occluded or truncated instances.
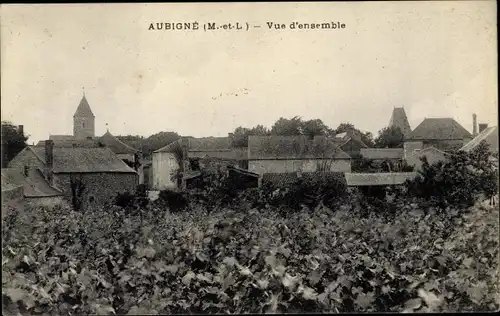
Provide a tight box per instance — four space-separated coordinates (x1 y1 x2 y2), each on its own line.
1 1 497 144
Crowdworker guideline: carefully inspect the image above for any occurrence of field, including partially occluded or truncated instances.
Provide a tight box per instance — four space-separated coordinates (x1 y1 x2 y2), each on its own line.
2 191 499 315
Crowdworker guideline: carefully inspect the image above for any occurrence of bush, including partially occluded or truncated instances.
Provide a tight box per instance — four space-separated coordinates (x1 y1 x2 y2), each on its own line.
158 189 188 212
264 172 347 211
115 191 136 208
406 142 498 208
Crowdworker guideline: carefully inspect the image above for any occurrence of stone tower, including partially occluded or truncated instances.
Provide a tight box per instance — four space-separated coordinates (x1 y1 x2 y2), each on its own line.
73 93 95 139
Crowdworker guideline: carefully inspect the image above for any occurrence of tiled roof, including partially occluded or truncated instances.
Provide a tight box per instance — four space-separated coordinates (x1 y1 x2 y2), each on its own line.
360 148 404 160
248 136 350 160
188 137 232 152
408 118 472 140
154 137 247 159
344 172 417 186
1 168 63 197
189 148 248 160
30 146 137 173
98 131 138 154
74 95 95 117
389 107 412 137
1 172 22 191
460 126 498 152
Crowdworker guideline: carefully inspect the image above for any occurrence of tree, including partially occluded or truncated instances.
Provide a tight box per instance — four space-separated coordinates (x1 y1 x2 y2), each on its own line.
229 125 270 147
1 121 28 168
302 119 330 138
271 116 303 136
142 131 181 158
374 126 404 148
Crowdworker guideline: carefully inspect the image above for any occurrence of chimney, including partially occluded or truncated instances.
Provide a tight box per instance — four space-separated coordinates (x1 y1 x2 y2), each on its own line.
44 140 54 184
18 125 24 136
479 123 489 134
472 113 477 136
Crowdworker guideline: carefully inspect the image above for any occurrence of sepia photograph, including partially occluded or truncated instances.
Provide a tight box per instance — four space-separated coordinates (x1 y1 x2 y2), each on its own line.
1 1 498 314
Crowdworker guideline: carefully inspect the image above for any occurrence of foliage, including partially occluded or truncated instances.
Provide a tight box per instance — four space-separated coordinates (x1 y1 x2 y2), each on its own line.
263 172 348 211
352 158 414 173
229 125 270 147
2 194 498 314
1 121 28 168
69 176 86 212
115 191 136 209
374 126 404 148
157 189 188 212
168 141 186 189
406 141 498 208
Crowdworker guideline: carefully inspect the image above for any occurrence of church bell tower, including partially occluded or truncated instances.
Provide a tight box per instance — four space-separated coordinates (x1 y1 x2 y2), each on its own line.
73 91 95 139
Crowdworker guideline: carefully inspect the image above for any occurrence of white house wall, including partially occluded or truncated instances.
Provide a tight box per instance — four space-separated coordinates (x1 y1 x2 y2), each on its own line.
152 151 179 190
248 159 351 175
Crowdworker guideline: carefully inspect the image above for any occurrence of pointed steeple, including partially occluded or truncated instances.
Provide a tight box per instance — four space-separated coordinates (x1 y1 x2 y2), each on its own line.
74 92 95 118
389 107 412 138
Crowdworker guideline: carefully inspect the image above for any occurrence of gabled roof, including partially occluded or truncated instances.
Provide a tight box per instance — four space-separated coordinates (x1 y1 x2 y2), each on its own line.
389 107 412 137
98 130 138 154
460 126 498 152
1 168 63 197
74 95 95 118
248 135 351 160
30 146 136 173
344 172 417 186
154 137 243 159
189 137 232 152
360 148 404 160
408 118 472 140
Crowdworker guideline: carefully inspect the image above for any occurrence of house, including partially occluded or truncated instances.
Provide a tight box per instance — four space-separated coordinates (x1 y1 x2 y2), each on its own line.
152 137 248 190
37 129 144 184
388 107 412 138
404 146 449 172
331 130 369 158
405 118 472 152
97 130 144 184
1 168 65 207
460 126 498 153
247 135 351 175
8 140 138 206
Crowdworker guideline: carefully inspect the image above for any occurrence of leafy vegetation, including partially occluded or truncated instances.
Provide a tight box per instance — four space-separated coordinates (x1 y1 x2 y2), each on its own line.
406 142 498 208
2 191 498 314
374 126 404 148
3 138 498 314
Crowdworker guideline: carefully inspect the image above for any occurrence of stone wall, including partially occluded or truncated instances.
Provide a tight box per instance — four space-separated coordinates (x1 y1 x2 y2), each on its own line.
248 159 351 175
53 172 138 205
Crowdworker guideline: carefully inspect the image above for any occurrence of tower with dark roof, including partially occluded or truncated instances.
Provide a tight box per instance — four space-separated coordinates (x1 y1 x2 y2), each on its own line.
73 93 95 139
389 107 412 138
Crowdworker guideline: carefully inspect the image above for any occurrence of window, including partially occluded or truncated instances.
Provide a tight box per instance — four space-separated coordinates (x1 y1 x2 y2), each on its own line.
82 122 85 128
169 157 176 168
24 166 29 177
